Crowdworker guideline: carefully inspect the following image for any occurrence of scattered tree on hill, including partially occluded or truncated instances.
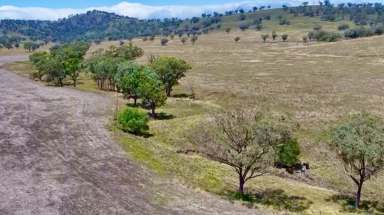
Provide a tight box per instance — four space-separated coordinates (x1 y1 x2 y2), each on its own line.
181 37 187 44
190 110 294 195
261 34 269 42
239 14 246 21
281 34 289 42
234 36 240 42
272 31 278 40
225 28 231 33
308 30 342 42
239 23 250 31
23 41 40 52
150 56 192 97
191 35 198 45
51 42 90 87
161 38 169 46
331 112 384 209
106 43 144 60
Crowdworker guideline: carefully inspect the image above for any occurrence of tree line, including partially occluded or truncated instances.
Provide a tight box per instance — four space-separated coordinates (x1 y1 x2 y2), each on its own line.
30 42 191 117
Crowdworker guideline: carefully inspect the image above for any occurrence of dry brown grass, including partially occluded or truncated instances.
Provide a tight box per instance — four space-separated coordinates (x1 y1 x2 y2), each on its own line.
6 30 384 213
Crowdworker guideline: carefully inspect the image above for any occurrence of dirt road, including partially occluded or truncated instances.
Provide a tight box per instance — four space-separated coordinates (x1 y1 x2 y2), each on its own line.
0 55 260 215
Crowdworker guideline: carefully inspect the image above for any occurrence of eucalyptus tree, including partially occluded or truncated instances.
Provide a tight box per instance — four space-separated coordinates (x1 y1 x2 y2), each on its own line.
191 110 295 195
150 56 191 96
331 112 384 208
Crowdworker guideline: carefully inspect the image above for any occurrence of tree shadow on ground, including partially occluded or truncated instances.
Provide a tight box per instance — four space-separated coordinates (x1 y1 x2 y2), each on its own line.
172 93 194 99
154 112 175 120
126 103 139 108
228 189 313 212
326 194 384 213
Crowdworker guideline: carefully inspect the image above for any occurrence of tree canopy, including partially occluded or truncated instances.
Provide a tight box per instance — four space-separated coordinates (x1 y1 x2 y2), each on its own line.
150 56 191 96
331 112 384 208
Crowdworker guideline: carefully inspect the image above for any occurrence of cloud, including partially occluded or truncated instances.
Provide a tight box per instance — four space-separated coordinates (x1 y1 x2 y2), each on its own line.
0 0 378 20
0 1 300 21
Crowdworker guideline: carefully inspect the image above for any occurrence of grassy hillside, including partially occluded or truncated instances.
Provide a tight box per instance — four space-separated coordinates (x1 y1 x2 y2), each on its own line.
4 18 384 214
88 30 384 214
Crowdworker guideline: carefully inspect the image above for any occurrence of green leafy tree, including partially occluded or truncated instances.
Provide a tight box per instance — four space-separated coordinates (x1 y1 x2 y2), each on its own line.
261 34 269 42
150 56 191 97
117 108 149 135
191 35 198 45
106 43 144 60
272 31 278 40
276 138 301 166
331 112 384 208
87 55 121 90
115 62 144 105
29 51 50 80
138 68 167 117
51 42 90 87
44 56 66 87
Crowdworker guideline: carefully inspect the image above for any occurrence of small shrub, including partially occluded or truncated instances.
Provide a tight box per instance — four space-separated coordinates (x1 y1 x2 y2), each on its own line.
309 30 342 42
225 28 231 33
344 27 374 39
234 36 240 42
279 19 290 25
276 139 301 167
313 25 322 31
338 23 350 31
255 24 263 31
239 22 250 31
117 108 149 135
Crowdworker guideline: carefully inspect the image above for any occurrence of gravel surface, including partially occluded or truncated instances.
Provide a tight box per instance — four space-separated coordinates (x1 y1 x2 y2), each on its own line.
0 55 262 215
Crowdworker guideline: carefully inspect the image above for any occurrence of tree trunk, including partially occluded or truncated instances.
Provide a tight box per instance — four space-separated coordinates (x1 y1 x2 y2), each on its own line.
166 86 172 97
133 97 137 106
73 78 77 87
151 103 156 118
239 174 245 195
355 181 363 208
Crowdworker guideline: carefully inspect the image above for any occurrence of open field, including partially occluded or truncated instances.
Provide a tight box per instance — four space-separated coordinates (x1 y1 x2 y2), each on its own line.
5 29 384 214
92 31 384 213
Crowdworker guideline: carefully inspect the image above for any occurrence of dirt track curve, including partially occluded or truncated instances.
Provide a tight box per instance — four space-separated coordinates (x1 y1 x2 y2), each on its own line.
0 55 261 215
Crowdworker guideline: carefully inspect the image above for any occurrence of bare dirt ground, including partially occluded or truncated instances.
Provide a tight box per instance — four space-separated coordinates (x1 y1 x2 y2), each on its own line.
0 55 260 215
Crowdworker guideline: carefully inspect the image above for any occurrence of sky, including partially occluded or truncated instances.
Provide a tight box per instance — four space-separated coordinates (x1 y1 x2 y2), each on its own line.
0 0 382 20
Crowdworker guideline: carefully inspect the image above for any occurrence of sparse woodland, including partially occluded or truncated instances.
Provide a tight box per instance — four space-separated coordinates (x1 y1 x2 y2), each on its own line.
4 0 384 213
